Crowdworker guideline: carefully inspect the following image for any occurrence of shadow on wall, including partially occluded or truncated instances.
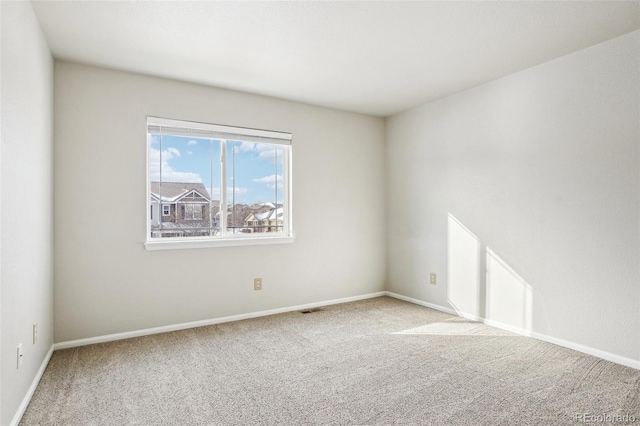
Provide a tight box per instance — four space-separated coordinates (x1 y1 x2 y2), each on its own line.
447 214 533 335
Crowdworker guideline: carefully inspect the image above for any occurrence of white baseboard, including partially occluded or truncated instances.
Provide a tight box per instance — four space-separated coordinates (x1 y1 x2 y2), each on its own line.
482 317 533 337
384 291 640 371
384 291 459 316
10 344 54 426
529 332 640 371
54 291 387 350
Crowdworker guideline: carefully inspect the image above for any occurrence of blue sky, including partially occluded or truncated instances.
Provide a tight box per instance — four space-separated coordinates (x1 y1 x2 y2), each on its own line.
149 134 284 204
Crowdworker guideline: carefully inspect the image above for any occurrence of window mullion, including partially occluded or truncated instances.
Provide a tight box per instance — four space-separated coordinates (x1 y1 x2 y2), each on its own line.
284 147 291 236
209 139 214 236
159 133 163 234
220 140 227 237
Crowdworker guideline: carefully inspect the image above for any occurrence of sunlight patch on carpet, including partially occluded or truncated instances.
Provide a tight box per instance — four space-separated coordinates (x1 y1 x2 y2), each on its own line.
393 317 516 336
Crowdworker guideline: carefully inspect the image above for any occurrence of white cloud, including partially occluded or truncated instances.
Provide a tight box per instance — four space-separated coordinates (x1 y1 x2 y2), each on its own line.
231 187 249 195
252 174 283 189
187 140 198 146
234 141 260 153
149 147 202 183
234 142 282 162
207 187 249 198
258 150 279 161
251 174 281 184
187 151 193 155
234 141 274 152
167 147 181 157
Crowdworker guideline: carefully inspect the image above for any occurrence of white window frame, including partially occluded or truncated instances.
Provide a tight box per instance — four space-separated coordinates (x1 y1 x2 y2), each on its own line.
145 117 294 250
162 204 170 216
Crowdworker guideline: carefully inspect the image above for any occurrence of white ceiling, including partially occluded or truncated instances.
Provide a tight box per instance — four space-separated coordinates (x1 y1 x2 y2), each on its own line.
32 1 639 117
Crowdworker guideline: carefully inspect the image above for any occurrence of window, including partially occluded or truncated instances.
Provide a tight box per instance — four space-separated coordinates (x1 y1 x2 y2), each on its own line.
182 204 203 220
146 117 293 249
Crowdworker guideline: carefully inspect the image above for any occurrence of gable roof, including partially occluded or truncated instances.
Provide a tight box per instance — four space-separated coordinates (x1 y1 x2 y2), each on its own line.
250 207 284 222
150 182 211 202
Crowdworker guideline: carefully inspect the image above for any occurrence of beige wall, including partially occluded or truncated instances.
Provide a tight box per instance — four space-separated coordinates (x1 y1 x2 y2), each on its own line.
5 14 636 425
386 31 639 362
1 2 54 424
54 62 386 343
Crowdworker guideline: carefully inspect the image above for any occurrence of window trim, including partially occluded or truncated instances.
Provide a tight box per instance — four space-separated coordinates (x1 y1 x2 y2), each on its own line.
162 204 171 216
145 116 294 250
145 235 296 250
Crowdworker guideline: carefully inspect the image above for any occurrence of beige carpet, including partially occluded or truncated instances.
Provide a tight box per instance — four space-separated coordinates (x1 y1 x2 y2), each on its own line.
21 297 640 425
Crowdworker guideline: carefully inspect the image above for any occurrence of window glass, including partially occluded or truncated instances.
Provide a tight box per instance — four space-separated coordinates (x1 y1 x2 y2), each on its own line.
149 134 220 238
226 141 285 234
147 118 291 244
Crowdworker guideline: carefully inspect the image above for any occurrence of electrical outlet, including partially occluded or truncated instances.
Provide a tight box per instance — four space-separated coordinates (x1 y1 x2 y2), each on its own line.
254 278 262 291
17 344 23 369
430 273 437 285
33 323 38 344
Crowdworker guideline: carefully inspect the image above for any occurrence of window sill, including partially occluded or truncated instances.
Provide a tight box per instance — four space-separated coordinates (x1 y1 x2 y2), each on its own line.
144 235 296 251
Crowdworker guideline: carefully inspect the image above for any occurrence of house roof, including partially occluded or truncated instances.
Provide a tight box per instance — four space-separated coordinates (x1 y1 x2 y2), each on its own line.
253 207 284 221
150 182 210 202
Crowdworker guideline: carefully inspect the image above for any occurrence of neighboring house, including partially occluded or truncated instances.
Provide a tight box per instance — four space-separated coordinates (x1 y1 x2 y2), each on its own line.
150 182 216 238
244 204 284 233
